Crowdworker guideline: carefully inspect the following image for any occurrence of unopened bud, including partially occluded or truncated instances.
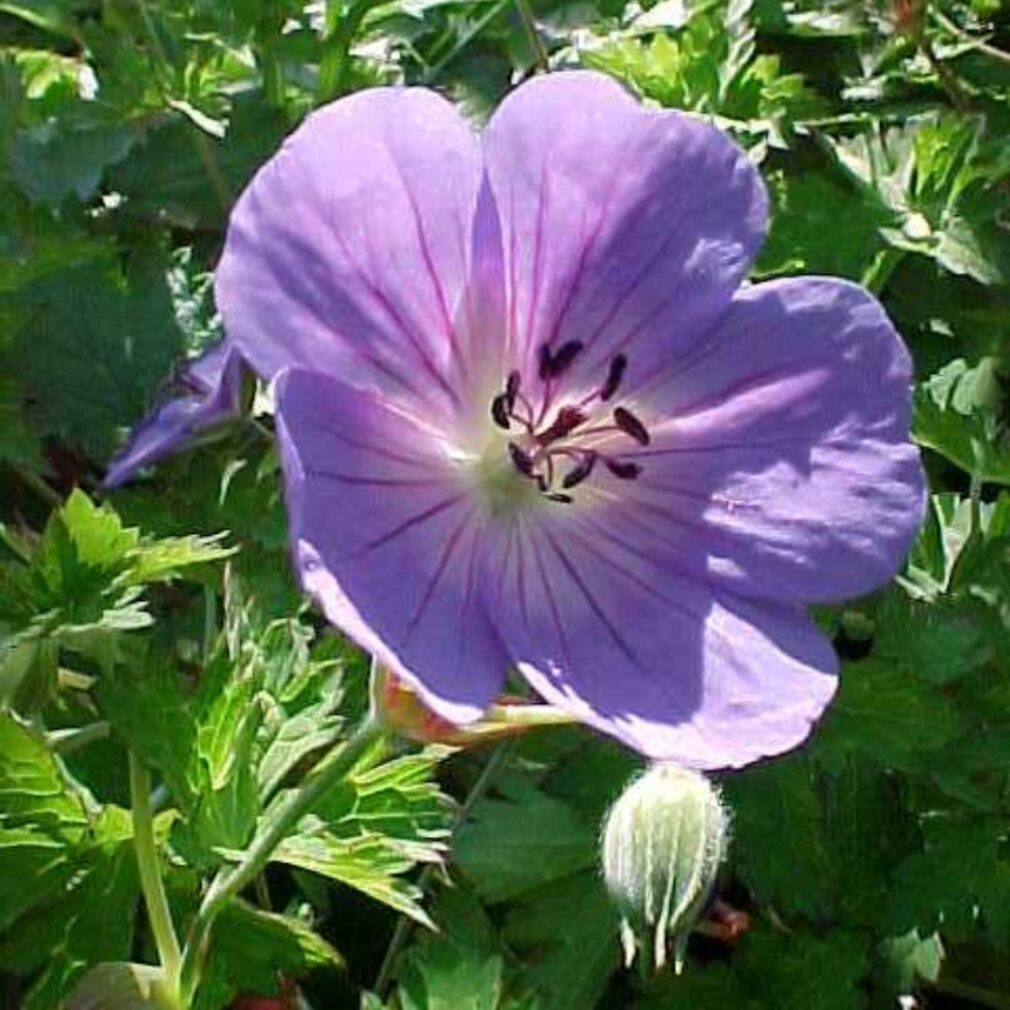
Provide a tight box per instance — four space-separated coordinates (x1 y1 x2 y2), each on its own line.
601 764 729 973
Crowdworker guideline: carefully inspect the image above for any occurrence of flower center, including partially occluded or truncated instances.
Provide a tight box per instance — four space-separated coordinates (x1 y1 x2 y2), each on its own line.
488 341 649 505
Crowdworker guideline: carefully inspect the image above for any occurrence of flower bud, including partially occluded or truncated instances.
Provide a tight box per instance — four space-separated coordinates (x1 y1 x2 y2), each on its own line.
601 763 729 973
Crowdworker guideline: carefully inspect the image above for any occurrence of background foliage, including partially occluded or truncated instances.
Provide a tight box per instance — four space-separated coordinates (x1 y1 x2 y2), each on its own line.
2 0 1010 1007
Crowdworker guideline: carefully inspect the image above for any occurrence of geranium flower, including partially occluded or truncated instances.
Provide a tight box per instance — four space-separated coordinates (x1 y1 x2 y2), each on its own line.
104 342 246 487
129 72 926 766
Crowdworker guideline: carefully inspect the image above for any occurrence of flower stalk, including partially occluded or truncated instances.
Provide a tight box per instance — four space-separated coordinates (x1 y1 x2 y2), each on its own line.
129 751 182 1002
178 716 386 1003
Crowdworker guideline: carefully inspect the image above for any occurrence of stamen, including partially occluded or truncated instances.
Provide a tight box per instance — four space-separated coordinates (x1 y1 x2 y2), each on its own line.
544 491 574 504
600 354 627 401
562 451 597 490
613 406 650 446
538 406 586 445
509 443 535 476
491 394 512 430
537 344 553 380
505 370 521 410
545 340 583 377
605 459 642 480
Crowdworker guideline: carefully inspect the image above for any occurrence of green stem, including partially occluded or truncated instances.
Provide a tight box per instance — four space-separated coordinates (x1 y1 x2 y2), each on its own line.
15 466 60 507
130 752 182 995
422 0 512 83
47 721 110 754
484 703 578 728
860 248 905 296
513 0 549 70
374 739 515 996
179 717 385 1002
930 8 1010 67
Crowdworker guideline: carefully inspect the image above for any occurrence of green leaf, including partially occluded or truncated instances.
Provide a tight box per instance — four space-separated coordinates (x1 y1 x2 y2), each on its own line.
875 930 944 998
95 652 197 811
10 116 138 206
0 377 43 469
727 754 915 925
635 925 870 1010
273 828 439 926
816 659 968 773
195 899 343 1010
398 885 505 1010
502 873 620 1010
3 256 183 460
889 817 1010 945
913 358 1010 485
0 711 88 931
455 776 596 903
0 805 139 1010
66 963 176 1010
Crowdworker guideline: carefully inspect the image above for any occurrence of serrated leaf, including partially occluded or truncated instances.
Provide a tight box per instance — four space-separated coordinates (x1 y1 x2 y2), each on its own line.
125 532 234 585
890 817 1010 945
913 358 1010 485
0 805 139 1010
195 899 343 1010
0 711 88 931
273 829 438 926
816 659 968 772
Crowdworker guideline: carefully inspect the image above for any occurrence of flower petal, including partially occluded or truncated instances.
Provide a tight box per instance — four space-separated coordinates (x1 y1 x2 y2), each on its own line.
216 88 483 423
485 515 836 767
276 368 508 722
481 70 767 395
103 342 245 488
624 277 926 602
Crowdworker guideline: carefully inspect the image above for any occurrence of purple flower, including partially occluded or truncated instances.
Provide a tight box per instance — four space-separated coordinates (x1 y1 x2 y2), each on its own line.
214 72 925 767
104 342 246 487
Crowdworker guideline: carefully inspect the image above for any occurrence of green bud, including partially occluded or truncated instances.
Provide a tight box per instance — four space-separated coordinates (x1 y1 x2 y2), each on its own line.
601 763 729 973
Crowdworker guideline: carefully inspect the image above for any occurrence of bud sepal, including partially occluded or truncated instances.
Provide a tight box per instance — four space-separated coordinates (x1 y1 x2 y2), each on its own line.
601 763 729 973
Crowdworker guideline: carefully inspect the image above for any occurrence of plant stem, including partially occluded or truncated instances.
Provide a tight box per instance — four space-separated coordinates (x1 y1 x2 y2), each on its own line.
15 466 60 507
374 739 515 997
179 717 385 1002
930 8 1010 67
47 721 110 754
514 0 549 70
130 752 182 995
484 703 577 728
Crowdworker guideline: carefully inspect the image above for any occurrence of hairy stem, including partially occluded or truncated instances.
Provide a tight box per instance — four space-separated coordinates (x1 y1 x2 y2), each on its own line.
130 752 182 995
179 717 385 1002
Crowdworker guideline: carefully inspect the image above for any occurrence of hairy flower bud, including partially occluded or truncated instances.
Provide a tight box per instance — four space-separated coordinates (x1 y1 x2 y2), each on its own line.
601 764 729 973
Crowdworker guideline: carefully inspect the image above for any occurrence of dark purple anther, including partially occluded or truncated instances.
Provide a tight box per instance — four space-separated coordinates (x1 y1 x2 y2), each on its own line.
506 370 521 410
600 354 627 401
538 344 553 380
491 393 511 429
508 442 535 476
613 406 650 446
605 459 642 480
545 340 583 377
562 451 597 490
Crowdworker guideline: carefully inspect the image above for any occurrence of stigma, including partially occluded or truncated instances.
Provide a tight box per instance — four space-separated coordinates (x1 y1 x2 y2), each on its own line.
488 342 649 505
